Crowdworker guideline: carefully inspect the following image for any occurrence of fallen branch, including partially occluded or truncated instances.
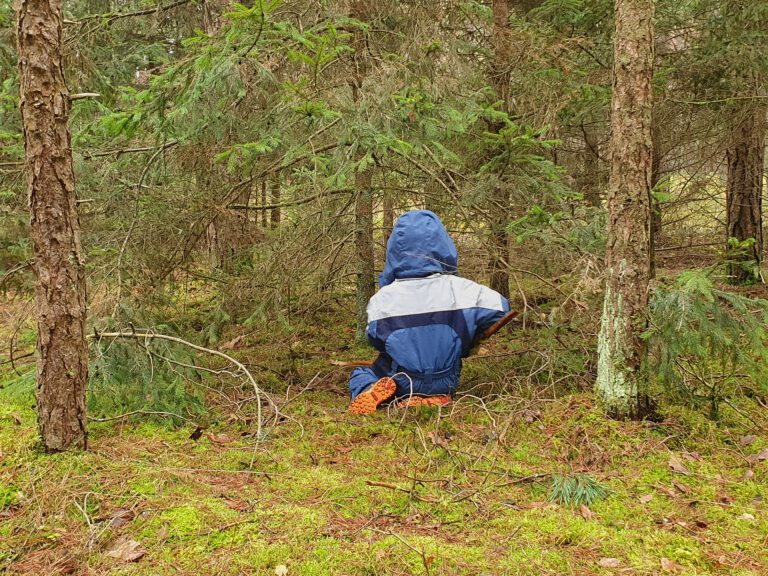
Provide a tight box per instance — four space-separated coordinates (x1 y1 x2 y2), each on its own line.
88 329 278 439
366 480 409 492
331 359 374 368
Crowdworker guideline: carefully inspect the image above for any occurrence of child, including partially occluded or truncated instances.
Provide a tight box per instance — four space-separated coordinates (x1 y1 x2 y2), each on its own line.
349 210 510 414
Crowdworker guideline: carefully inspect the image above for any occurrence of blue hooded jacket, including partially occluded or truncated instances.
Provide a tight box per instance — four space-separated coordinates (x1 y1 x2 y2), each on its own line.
349 210 510 399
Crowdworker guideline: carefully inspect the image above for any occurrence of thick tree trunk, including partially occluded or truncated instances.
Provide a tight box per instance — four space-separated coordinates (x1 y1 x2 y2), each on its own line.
725 108 765 283
595 0 654 420
17 0 88 451
488 0 512 300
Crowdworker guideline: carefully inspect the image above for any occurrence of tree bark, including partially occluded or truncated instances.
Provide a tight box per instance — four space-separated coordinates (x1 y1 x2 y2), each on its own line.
649 118 663 278
581 123 602 207
725 108 765 283
270 172 280 228
488 0 512 300
595 0 654 420
355 170 375 342
261 180 268 227
382 189 394 248
350 0 376 342
17 0 89 450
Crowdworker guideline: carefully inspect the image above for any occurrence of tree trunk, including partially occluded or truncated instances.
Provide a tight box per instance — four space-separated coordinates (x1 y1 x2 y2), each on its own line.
261 180 268 227
582 123 602 207
351 0 376 342
649 118 664 278
270 172 280 228
596 0 654 420
488 0 512 300
17 0 88 451
355 170 375 342
725 108 765 283
382 189 394 248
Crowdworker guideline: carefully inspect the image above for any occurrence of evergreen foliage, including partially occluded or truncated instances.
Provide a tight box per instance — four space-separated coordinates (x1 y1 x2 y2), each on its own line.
647 270 768 416
89 337 209 424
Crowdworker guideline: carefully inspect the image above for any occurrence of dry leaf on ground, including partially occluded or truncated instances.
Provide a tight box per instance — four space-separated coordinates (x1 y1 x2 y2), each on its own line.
579 504 596 520
668 454 692 475
105 538 146 562
598 557 620 568
661 557 681 572
739 435 757 446
746 448 768 463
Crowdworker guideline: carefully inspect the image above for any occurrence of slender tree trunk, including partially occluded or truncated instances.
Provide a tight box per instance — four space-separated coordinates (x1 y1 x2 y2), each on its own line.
200 163 223 269
582 123 602 207
17 0 88 451
649 119 666 278
382 190 394 247
270 172 280 228
261 180 268 227
725 108 765 283
596 0 655 420
488 0 512 300
424 179 442 213
351 0 376 342
355 170 375 342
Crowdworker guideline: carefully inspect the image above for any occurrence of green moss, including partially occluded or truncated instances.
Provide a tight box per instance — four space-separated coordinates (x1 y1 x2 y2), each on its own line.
129 476 160 498
3 366 768 576
146 505 204 540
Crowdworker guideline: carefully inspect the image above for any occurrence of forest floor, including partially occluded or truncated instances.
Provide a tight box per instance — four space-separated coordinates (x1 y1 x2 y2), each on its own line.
1 297 767 576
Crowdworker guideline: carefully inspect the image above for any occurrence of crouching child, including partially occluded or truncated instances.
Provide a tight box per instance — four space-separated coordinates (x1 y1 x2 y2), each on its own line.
349 210 510 414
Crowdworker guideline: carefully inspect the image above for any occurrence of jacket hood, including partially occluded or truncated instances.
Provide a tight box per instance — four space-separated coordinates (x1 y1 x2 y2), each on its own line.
379 210 458 287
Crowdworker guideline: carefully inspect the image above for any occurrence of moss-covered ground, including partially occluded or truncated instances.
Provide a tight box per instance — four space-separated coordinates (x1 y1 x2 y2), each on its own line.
1 304 767 575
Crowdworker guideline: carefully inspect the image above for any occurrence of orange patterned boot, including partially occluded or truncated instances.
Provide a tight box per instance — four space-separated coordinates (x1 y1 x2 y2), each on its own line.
396 395 452 409
348 377 397 415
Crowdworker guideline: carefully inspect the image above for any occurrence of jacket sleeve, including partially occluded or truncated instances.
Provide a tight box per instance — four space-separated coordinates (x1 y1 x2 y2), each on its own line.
366 320 386 352
467 285 510 341
476 290 510 333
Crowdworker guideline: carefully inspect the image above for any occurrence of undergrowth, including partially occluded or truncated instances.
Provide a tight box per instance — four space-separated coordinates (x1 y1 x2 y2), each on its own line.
647 269 768 418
